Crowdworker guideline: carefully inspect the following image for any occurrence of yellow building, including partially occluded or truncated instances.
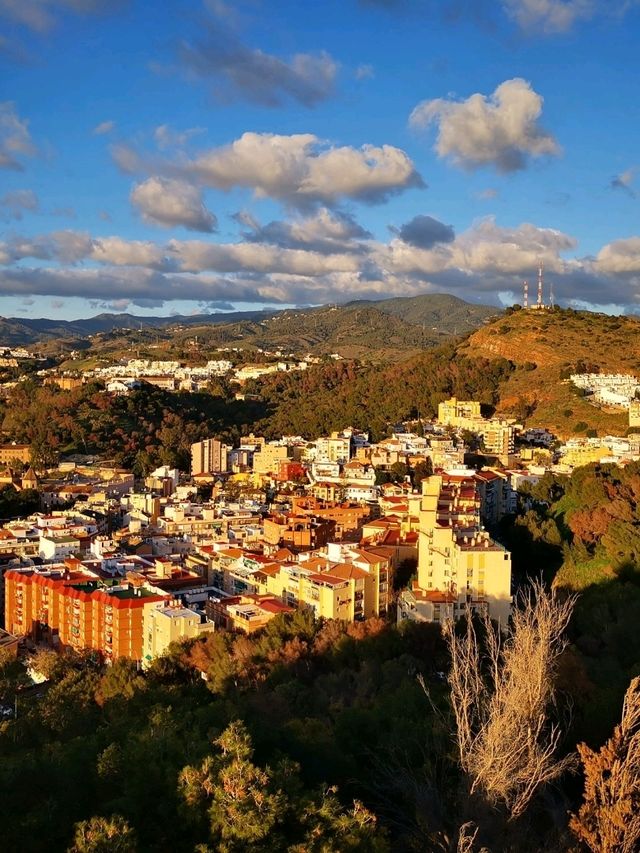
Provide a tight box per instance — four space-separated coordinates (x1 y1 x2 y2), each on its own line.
561 443 610 468
398 475 512 625
630 400 640 428
255 561 376 622
437 397 482 426
142 602 214 667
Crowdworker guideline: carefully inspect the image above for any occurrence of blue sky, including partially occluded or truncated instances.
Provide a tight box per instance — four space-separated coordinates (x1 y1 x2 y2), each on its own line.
1 0 640 319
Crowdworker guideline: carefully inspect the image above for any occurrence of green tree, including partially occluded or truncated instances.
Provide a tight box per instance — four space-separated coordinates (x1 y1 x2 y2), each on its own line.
68 815 137 853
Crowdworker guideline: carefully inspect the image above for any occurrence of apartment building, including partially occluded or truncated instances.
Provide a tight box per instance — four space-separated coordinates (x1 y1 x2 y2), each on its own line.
315 434 352 464
5 566 168 663
398 475 512 625
262 513 336 551
191 439 230 476
252 443 289 476
437 397 482 425
142 601 214 666
206 593 293 634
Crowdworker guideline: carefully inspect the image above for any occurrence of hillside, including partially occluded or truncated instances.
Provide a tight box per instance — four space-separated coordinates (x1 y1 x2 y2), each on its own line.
459 306 640 436
347 293 498 334
18 294 498 363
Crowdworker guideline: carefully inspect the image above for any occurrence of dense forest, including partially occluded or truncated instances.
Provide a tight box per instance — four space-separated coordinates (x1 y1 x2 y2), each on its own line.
0 380 264 474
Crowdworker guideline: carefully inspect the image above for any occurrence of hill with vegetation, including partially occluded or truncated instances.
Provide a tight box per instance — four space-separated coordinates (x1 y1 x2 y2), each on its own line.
4 294 497 363
459 306 640 437
347 293 498 332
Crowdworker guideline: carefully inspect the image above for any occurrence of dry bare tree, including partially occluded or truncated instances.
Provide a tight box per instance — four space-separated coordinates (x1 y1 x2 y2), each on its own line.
444 581 576 821
570 675 640 852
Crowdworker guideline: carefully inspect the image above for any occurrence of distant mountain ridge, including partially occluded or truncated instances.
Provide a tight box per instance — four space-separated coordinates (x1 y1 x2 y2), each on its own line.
0 294 499 348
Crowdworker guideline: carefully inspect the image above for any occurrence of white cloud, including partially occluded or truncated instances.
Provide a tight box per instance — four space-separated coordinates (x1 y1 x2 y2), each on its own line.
502 1 640 34
503 0 595 33
3 217 640 311
169 240 360 277
130 177 217 233
0 102 37 171
409 78 560 172
90 236 169 268
187 132 424 206
596 237 640 274
92 119 115 135
238 207 372 254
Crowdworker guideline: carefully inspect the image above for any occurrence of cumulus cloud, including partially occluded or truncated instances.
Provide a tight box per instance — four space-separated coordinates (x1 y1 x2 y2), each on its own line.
92 119 115 135
410 78 560 172
596 237 640 274
237 208 372 254
178 20 338 107
3 216 640 311
0 102 37 171
185 132 424 207
390 214 455 249
1 188 38 220
130 177 217 233
169 240 361 277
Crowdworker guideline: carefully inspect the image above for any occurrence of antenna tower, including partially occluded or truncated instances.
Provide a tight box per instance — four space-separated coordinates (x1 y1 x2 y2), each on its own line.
523 280 529 309
537 261 544 309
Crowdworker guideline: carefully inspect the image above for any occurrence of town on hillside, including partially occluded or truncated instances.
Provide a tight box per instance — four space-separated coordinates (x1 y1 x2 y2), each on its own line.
2 373 640 670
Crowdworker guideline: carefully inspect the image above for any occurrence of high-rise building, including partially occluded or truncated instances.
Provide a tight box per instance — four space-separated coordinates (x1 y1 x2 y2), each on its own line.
191 438 230 476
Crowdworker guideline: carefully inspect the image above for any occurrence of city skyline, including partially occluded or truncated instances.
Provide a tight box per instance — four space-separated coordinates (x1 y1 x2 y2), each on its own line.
1 0 640 319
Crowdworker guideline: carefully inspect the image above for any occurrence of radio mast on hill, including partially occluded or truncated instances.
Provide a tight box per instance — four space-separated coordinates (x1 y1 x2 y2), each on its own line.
537 261 544 309
523 280 529 309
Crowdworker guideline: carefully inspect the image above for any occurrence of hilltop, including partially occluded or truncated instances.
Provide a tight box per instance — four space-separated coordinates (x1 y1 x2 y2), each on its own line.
17 294 498 363
460 306 640 436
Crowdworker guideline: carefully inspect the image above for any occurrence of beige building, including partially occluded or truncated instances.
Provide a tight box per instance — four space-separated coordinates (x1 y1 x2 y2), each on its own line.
316 434 352 464
191 439 230 476
252 443 289 476
0 444 31 465
142 601 214 666
630 400 640 428
398 475 512 626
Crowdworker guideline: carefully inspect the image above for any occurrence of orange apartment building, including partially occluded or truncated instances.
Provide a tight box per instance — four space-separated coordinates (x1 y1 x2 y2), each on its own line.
4 567 167 663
